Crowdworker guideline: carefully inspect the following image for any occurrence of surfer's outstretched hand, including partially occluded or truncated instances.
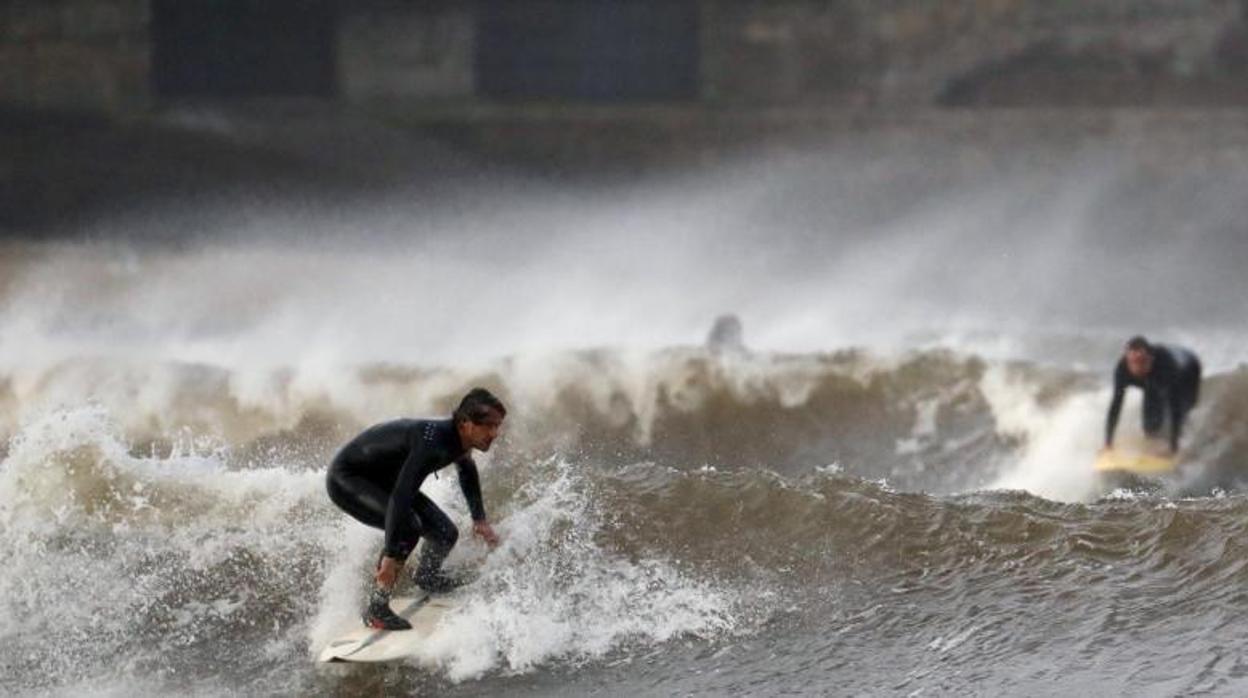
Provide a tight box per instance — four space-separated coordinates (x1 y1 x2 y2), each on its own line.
473 520 500 548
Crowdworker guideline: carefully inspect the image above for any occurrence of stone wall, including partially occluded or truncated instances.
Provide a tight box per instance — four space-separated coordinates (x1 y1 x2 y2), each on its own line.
0 0 149 111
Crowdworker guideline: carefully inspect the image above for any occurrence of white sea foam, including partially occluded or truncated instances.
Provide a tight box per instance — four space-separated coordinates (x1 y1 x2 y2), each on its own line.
0 406 334 689
310 458 737 681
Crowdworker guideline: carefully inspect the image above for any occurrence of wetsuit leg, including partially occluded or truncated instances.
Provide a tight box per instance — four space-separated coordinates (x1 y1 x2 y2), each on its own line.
410 492 459 579
1141 388 1167 437
327 466 421 559
1170 358 1203 443
1181 358 1202 409
327 470 388 528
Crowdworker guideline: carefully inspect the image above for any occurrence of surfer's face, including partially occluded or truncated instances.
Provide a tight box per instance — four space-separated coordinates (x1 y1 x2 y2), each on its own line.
1125 348 1153 378
460 410 504 452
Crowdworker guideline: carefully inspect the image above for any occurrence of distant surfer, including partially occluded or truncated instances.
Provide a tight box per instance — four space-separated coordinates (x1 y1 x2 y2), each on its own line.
327 388 504 630
706 314 747 355
1104 336 1201 456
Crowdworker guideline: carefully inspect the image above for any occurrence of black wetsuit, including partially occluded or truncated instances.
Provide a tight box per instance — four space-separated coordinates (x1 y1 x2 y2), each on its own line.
326 419 486 577
1105 344 1202 452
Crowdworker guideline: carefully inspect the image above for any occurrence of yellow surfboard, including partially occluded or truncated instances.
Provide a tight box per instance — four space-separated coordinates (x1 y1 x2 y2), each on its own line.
1093 449 1176 476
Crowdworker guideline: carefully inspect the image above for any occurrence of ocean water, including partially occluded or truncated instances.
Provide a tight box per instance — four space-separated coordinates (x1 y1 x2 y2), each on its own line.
4 129 1248 696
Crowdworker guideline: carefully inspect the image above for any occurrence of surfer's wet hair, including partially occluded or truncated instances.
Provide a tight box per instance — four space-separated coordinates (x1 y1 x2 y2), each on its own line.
1125 336 1153 353
453 388 506 425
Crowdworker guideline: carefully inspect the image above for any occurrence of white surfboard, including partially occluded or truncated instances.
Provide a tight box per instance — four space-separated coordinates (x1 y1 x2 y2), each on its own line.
318 592 459 663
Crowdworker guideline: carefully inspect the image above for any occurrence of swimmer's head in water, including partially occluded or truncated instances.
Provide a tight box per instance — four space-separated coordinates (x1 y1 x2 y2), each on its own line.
1124 335 1154 379
454 388 506 452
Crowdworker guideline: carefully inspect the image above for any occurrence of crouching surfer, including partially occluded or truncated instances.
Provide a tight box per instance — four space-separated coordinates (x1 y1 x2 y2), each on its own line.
326 388 504 630
1104 336 1202 457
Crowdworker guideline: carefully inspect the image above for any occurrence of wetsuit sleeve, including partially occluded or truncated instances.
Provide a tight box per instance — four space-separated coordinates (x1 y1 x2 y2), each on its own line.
1105 361 1127 448
382 432 429 561
456 456 487 522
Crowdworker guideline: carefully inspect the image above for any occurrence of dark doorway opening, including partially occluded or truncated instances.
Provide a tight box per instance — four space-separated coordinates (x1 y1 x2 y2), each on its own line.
152 0 336 98
477 0 699 101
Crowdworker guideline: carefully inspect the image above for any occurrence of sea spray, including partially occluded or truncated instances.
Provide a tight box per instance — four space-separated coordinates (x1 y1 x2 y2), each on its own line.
316 457 740 681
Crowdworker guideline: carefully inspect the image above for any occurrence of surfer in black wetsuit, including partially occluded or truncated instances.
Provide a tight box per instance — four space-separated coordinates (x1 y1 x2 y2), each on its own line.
1104 336 1202 456
327 388 504 630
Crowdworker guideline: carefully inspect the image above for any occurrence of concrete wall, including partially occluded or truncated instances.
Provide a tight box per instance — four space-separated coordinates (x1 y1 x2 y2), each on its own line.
0 0 149 112
339 0 1248 106
387 105 1248 177
1 0 1246 112
700 0 1248 106
338 1 474 104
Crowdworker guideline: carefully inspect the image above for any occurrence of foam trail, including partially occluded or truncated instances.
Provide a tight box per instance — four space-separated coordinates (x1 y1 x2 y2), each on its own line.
982 365 1107 501
308 458 738 681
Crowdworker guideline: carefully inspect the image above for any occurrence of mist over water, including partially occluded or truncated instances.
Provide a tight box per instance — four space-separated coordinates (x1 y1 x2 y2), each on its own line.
9 130 1248 365
5 128 1248 695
